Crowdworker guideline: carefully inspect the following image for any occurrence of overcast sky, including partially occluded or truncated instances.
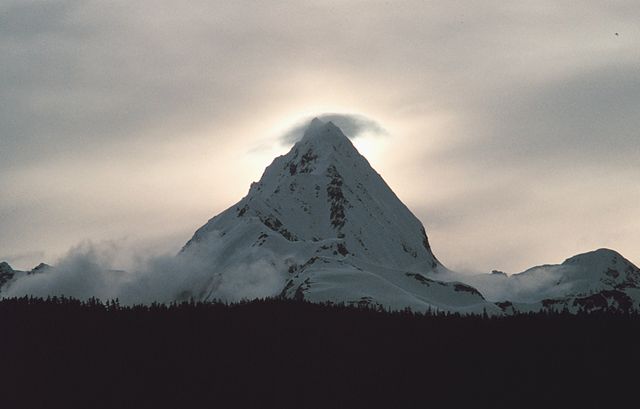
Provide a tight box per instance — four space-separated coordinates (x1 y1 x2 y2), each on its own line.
1 0 639 273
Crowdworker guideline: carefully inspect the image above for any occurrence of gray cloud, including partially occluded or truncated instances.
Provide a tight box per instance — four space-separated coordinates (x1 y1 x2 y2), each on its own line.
443 63 640 167
0 250 46 268
0 1 81 40
0 1 279 169
2 237 285 304
280 113 387 144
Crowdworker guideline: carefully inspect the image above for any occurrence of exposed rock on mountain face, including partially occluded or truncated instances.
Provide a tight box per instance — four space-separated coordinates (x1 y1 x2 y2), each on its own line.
182 118 496 313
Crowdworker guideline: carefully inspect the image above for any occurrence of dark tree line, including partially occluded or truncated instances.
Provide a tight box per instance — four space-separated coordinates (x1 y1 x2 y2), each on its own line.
1 296 639 409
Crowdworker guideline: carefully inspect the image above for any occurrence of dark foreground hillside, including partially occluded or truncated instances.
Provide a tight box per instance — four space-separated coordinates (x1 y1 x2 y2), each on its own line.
1 297 639 409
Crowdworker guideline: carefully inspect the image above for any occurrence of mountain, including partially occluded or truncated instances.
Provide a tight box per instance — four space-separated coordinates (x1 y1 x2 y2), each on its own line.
456 248 640 313
29 263 51 275
0 262 33 292
2 118 636 314
181 118 498 313
0 262 15 289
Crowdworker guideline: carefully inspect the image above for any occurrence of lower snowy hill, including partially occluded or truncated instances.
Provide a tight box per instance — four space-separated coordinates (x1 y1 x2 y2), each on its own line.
277 255 490 313
452 248 640 313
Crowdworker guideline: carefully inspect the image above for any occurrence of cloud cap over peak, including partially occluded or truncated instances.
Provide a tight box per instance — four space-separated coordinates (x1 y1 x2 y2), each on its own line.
280 113 388 145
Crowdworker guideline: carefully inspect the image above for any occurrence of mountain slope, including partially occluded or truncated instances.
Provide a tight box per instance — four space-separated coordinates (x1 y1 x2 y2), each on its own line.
182 118 497 313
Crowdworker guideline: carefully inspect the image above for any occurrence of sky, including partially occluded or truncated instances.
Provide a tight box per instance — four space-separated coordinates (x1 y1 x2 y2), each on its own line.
1 0 639 274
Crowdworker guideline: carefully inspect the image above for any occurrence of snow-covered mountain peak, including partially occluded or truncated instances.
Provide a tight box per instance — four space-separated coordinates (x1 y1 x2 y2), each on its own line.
304 116 328 135
562 248 624 267
281 117 362 177
299 117 349 145
186 118 444 272
457 247 640 311
554 248 640 289
513 248 640 290
178 118 498 313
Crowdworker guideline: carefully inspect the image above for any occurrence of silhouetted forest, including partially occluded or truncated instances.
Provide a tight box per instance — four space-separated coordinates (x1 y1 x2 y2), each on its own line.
1 296 639 409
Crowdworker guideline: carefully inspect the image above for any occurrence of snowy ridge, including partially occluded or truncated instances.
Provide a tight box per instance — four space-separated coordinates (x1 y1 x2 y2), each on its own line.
455 248 640 313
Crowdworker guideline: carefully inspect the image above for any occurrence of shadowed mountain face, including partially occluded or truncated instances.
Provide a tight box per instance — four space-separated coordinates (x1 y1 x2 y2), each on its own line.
181 118 496 313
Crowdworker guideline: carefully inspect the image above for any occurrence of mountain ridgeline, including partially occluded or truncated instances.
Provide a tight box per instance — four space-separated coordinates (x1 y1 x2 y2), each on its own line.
1 118 639 313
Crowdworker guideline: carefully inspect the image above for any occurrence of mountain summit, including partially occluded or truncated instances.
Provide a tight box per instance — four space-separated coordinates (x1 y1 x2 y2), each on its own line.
182 118 495 312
